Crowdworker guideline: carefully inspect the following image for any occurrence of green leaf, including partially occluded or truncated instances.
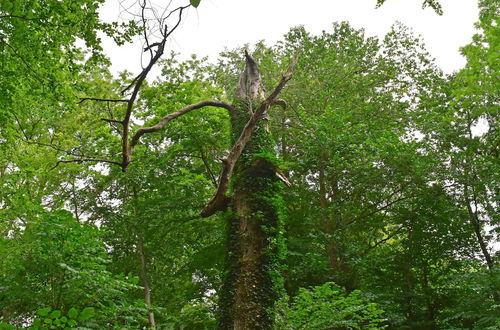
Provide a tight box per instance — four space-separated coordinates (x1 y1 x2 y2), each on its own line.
50 310 62 319
67 308 79 320
0 323 15 330
190 0 201 8
37 307 52 317
79 307 95 321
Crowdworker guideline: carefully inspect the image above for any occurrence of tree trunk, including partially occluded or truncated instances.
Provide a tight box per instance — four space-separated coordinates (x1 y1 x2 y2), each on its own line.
318 162 354 290
464 190 495 271
463 118 498 302
421 265 437 329
133 187 156 329
217 54 286 329
464 187 499 302
138 234 156 329
402 261 416 326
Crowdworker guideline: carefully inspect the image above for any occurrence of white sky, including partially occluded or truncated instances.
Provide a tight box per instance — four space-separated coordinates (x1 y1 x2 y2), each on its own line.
100 0 479 76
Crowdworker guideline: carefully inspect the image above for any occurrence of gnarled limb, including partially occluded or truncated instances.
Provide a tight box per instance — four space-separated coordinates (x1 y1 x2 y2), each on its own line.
201 54 298 217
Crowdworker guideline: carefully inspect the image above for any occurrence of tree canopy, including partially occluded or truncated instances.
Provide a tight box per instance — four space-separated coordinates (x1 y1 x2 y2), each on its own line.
0 0 498 329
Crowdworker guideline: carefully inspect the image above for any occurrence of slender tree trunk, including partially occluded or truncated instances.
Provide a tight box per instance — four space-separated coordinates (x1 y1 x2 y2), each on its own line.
464 190 494 270
464 189 499 303
318 162 354 290
133 187 156 329
463 118 498 300
421 266 437 329
319 165 340 271
138 234 156 329
217 55 286 329
402 261 416 326
402 221 416 327
463 119 495 271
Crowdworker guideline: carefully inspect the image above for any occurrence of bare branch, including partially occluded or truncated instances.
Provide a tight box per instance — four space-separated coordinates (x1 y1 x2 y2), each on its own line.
129 100 235 152
201 55 298 217
362 225 404 256
121 5 188 169
77 97 129 104
101 118 124 124
346 194 412 226
140 0 154 60
50 158 122 171
199 148 218 187
26 140 76 155
120 73 142 95
27 140 120 161
143 42 161 52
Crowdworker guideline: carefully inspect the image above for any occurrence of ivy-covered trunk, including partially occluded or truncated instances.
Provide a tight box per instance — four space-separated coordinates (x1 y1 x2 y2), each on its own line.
217 54 286 329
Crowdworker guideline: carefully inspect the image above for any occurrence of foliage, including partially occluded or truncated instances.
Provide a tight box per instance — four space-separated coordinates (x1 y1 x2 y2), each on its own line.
277 282 386 329
376 0 443 15
30 306 96 329
0 210 146 328
0 0 498 328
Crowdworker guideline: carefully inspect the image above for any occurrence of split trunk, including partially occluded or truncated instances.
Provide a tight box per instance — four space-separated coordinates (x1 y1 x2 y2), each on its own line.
217 54 286 329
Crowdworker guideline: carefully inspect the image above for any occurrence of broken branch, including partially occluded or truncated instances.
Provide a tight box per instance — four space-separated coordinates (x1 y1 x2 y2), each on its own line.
201 55 298 217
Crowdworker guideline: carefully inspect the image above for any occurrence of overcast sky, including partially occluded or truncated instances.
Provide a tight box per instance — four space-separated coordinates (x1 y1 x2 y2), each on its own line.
100 0 479 76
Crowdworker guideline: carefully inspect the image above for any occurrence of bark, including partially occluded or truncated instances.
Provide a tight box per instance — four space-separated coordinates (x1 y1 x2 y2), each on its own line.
217 53 288 330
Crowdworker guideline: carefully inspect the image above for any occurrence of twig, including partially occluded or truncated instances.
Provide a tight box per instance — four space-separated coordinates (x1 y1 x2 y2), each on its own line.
50 158 122 170
362 225 404 256
77 97 129 104
346 194 412 226
101 118 124 124
199 147 218 187
0 37 44 83
121 73 142 95
144 42 161 52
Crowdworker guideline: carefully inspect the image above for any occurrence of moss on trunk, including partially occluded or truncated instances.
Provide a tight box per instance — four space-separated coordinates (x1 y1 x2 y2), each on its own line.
217 72 286 329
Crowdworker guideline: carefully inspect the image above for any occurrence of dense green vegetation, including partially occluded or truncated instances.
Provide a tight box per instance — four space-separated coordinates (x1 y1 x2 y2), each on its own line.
1 0 498 329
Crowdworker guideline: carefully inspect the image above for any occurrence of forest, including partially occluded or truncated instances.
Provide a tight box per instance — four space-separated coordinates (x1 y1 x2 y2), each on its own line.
0 0 498 329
